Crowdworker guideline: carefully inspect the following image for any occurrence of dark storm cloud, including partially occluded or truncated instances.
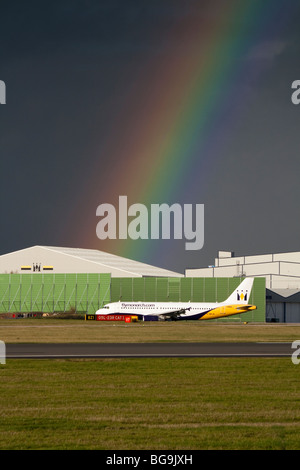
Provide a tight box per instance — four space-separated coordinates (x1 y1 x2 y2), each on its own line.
0 1 192 60
1 1 300 272
0 1 190 253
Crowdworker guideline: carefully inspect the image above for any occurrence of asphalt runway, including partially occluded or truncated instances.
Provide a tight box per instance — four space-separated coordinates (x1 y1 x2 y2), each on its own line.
5 342 294 358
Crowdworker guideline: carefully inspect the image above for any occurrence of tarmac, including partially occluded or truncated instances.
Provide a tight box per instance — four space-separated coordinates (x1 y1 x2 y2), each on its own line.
6 341 294 358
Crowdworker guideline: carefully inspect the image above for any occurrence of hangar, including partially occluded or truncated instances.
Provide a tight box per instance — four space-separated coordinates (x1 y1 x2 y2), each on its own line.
0 246 265 320
0 245 183 277
0 245 179 316
186 250 300 322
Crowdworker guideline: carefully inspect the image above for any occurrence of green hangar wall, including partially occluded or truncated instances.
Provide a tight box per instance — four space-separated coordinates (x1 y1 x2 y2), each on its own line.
0 273 111 316
111 277 266 322
0 275 265 321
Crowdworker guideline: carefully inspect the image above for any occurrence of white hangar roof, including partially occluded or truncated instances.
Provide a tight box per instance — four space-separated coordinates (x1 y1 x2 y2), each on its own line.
0 245 183 278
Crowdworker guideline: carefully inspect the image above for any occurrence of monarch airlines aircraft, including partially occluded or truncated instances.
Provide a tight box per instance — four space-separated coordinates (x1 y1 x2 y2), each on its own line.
96 278 256 321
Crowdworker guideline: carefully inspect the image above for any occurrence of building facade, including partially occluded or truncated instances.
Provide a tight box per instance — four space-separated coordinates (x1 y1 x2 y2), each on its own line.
186 250 300 322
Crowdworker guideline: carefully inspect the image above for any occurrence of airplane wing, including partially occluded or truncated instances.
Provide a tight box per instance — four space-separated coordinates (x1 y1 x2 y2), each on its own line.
157 307 191 320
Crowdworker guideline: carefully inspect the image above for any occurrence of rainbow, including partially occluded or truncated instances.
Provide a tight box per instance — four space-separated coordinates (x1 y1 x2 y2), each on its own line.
67 1 296 266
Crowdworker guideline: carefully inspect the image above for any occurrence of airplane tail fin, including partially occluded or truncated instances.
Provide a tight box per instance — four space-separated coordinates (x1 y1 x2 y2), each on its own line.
225 278 254 304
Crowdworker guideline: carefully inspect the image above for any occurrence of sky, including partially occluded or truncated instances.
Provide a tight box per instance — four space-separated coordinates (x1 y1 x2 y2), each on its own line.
1 0 300 274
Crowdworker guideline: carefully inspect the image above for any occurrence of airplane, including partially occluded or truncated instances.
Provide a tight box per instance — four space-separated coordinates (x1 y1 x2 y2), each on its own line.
95 277 257 321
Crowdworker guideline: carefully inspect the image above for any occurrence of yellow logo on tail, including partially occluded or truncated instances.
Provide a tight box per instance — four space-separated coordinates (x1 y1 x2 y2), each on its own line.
237 292 247 301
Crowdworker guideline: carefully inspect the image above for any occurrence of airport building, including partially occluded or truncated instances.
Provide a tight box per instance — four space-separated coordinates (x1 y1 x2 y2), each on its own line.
0 246 265 321
0 245 183 277
4 245 300 322
186 250 300 322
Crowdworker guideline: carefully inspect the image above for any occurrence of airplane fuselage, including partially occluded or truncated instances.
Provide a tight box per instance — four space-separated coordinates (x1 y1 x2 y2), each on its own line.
96 300 256 321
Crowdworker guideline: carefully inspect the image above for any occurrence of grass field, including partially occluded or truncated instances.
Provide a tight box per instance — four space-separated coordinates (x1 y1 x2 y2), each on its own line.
1 319 300 450
1 318 300 343
1 357 300 450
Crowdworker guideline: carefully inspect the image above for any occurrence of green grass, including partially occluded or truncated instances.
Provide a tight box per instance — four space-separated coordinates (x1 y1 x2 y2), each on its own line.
1 357 300 450
1 320 300 450
1 319 300 343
